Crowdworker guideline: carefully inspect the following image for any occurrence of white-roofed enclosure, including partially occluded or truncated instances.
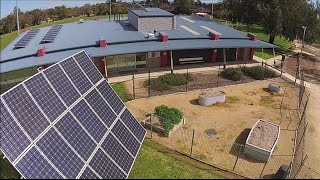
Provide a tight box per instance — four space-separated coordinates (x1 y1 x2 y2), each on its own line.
244 119 280 162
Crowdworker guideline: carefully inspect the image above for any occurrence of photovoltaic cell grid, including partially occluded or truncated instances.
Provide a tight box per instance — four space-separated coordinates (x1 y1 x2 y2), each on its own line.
41 25 63 43
14 29 40 48
0 50 146 179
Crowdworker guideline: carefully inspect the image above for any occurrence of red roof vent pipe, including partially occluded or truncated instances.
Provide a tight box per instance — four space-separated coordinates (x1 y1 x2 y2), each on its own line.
248 33 257 41
159 32 168 42
22 28 29 33
99 39 107 47
37 47 46 57
209 31 221 41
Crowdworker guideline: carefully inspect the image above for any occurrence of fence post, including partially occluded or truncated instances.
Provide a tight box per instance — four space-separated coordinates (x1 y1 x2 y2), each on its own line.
190 129 195 156
217 64 220 87
148 69 151 97
150 114 153 139
186 66 189 92
264 62 267 80
132 73 135 100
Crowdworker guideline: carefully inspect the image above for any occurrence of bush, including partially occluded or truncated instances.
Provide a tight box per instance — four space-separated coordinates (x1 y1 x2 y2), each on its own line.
241 66 277 80
148 73 192 91
159 73 192 86
220 67 243 81
149 79 171 91
155 105 183 133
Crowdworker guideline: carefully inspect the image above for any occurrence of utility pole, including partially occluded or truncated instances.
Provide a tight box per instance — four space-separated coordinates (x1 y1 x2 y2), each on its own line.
211 0 213 19
16 0 20 35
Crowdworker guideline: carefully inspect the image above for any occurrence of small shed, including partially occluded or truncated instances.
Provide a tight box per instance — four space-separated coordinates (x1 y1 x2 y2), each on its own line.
244 120 280 162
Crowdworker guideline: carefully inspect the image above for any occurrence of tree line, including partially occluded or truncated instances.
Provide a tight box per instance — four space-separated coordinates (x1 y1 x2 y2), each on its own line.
1 0 319 44
0 1 130 35
211 0 320 44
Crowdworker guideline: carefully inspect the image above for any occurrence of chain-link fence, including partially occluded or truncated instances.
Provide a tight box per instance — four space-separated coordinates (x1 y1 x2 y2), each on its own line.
287 71 311 179
125 62 285 100
122 61 318 179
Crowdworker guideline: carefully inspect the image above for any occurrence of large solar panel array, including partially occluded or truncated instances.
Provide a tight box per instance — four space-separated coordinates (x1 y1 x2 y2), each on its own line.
0 51 146 179
14 29 40 48
41 25 63 43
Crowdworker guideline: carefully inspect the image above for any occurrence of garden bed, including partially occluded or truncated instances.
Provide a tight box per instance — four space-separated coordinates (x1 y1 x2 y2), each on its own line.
142 114 185 137
149 72 256 96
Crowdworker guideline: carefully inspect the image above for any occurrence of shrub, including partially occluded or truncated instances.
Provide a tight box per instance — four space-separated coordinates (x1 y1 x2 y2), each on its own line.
149 79 171 91
241 66 277 80
220 67 243 81
155 105 183 133
159 73 192 86
148 73 192 91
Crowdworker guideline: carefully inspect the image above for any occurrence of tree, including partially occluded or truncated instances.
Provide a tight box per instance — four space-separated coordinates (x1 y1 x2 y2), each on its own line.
173 0 194 15
260 0 282 44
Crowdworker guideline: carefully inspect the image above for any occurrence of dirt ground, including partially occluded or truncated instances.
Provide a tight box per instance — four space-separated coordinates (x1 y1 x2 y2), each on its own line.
126 79 300 178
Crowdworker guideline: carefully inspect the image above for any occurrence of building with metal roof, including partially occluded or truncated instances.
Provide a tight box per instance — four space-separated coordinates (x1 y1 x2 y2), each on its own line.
1 8 277 76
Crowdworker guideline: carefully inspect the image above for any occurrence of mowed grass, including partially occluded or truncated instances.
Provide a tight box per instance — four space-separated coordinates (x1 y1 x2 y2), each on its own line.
215 19 293 59
129 141 226 179
0 155 20 179
0 14 128 51
111 82 132 102
0 142 227 179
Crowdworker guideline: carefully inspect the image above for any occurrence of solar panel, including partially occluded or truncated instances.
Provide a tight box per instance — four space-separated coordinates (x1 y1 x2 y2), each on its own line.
0 50 146 179
14 29 40 48
41 25 63 43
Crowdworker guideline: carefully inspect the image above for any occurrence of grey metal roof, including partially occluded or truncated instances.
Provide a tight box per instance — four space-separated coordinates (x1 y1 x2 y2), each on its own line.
1 14 278 73
1 39 277 73
129 8 174 17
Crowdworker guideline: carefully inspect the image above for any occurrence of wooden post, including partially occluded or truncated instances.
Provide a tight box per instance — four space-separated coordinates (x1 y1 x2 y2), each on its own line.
186 67 188 92
190 129 195 156
223 48 226 69
273 48 276 66
150 114 153 139
148 69 151 97
261 48 264 66
217 64 220 87
170 50 174 74
132 73 135 100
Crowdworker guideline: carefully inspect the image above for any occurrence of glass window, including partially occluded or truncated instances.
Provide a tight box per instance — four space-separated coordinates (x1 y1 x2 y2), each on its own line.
136 53 146 69
106 56 117 71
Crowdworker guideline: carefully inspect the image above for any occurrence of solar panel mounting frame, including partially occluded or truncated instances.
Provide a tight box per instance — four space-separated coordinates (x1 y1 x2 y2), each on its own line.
41 25 63 43
0 50 146 179
13 28 40 48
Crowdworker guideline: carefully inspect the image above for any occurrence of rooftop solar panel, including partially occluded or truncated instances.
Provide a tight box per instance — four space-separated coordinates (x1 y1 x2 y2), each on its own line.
41 25 63 43
0 50 146 179
14 29 40 48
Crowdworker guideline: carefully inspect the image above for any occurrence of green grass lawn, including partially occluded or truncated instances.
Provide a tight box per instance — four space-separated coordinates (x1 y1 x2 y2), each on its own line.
129 141 226 179
111 82 132 102
215 19 293 59
0 155 20 179
0 14 128 51
0 141 227 179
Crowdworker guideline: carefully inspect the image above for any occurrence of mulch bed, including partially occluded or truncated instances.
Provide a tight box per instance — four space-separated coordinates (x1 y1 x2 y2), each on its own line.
149 72 259 96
